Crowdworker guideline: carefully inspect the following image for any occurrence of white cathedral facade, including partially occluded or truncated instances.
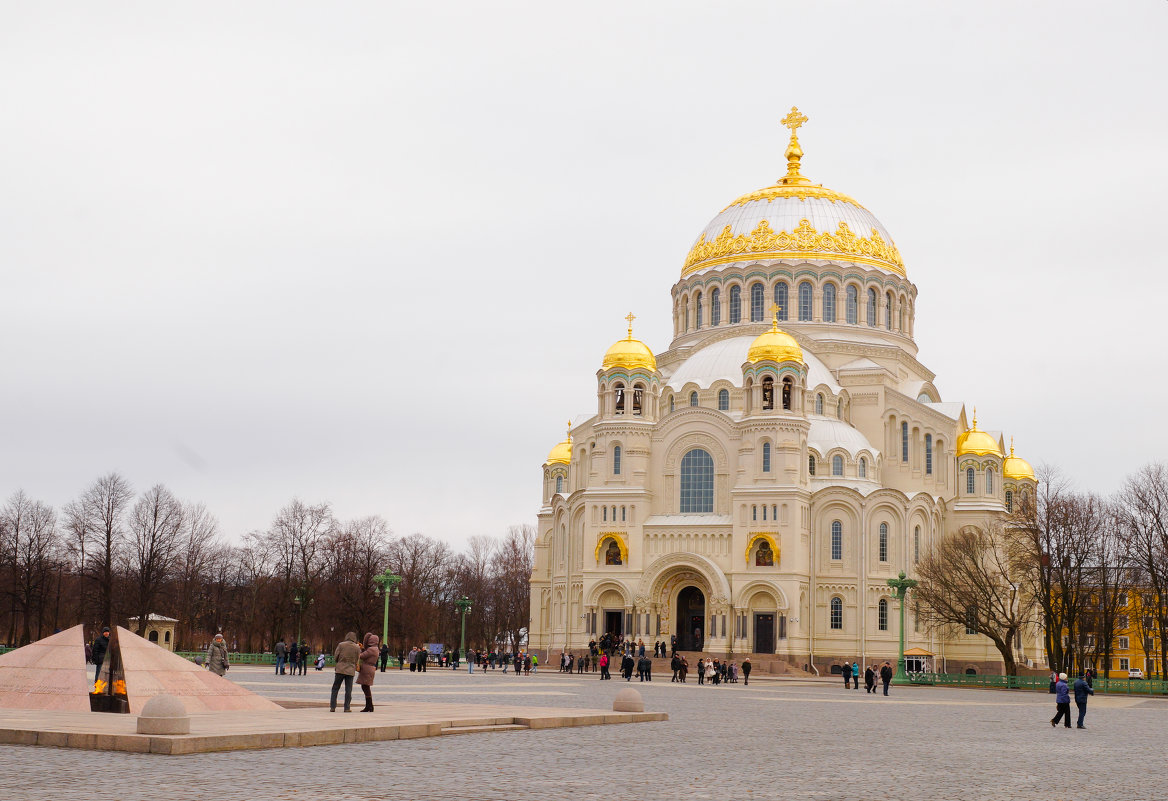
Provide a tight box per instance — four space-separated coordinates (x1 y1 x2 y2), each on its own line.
529 110 1037 675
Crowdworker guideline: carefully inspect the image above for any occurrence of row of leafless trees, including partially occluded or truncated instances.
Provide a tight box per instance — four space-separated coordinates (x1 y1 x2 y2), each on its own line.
0 472 534 654
912 463 1168 676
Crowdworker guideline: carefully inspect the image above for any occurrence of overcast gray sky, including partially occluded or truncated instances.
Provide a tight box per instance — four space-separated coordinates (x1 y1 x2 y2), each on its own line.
2 1 1165 547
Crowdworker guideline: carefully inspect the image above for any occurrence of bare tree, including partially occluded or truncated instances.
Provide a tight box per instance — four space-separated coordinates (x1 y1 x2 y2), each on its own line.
68 473 134 627
492 524 534 652
2 491 62 644
172 502 221 649
387 533 453 649
912 522 1035 676
1118 462 1168 677
268 499 334 641
126 485 185 636
1085 503 1135 678
323 516 392 636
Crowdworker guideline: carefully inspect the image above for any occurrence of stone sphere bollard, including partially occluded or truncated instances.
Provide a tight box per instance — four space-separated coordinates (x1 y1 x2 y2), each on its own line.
612 687 644 713
136 694 191 735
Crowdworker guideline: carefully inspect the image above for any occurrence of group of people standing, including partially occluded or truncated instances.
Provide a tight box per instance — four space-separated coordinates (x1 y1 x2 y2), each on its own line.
840 661 895 695
273 638 311 676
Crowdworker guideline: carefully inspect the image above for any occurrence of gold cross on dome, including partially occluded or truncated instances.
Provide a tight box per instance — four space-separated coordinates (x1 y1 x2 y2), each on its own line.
781 107 808 133
625 312 636 337
768 303 783 326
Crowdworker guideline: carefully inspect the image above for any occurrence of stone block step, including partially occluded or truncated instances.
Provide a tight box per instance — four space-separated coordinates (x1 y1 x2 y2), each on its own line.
441 723 527 736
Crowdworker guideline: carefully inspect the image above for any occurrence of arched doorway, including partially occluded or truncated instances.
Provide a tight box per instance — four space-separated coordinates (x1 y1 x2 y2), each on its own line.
676 586 705 651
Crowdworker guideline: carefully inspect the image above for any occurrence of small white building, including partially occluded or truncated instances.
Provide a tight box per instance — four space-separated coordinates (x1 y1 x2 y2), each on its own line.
126 614 178 651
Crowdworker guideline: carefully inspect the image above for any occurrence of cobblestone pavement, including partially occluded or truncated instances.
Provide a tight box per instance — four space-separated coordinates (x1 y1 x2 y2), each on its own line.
6 664 1166 801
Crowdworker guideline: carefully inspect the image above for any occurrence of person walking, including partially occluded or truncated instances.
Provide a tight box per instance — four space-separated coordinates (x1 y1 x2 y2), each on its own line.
864 665 875 693
205 633 229 677
853 662 860 690
357 633 379 712
599 651 610 680
880 662 893 696
274 638 286 675
1051 672 1072 728
671 653 681 682
330 632 361 712
379 642 389 672
397 650 404 670
91 627 110 684
742 657 751 686
842 661 853 689
1073 674 1094 729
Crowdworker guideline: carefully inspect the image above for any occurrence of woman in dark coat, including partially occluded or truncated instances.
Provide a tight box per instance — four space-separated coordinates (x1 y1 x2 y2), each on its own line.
357 632 380 712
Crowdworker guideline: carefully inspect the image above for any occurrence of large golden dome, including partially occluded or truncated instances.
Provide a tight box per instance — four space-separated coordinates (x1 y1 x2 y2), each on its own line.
956 412 1002 457
601 314 657 372
682 108 904 278
1003 440 1036 482
747 317 804 364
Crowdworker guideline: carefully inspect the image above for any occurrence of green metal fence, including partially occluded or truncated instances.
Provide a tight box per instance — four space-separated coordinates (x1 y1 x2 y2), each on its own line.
904 671 1168 696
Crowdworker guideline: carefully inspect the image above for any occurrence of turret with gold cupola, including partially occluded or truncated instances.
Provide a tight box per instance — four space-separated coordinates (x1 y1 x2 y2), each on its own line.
955 408 1006 508
542 422 572 503
1002 438 1037 514
741 305 808 416
596 313 661 421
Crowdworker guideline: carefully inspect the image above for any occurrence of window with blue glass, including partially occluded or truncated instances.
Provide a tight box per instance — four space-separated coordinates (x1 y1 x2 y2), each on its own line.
695 291 703 329
762 441 771 473
774 282 788 320
831 520 842 560
867 288 877 326
859 457 867 478
679 448 715 513
966 467 976 494
798 281 813 321
879 522 888 562
711 288 721 326
986 468 994 494
717 389 729 411
878 599 888 631
750 282 764 322
846 285 858 324
822 283 836 322
925 434 933 475
830 597 843 629
729 285 741 324
690 391 698 407
815 393 824 415
901 422 909 462
886 291 894 331
613 445 622 475
832 455 843 476
555 475 563 494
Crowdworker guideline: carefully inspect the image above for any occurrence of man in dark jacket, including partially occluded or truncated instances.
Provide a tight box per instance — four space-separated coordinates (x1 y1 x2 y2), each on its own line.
379 643 389 672
864 665 876 693
671 654 681 682
1073 674 1094 729
842 661 853 689
274 639 287 675
91 627 110 683
879 662 893 696
621 652 634 681
742 657 752 686
299 641 310 675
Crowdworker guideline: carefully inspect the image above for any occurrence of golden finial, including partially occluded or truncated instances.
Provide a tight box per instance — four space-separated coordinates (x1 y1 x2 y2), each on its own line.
625 312 636 339
768 303 783 331
971 406 978 430
779 106 811 186
1010 436 1015 457
566 419 572 443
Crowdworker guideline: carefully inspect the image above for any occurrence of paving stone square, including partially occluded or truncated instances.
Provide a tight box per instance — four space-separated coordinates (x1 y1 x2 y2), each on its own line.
5 665 1165 801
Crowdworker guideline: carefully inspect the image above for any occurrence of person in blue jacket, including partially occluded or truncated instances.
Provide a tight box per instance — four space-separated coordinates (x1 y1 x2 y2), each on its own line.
1073 674 1095 729
1050 672 1071 728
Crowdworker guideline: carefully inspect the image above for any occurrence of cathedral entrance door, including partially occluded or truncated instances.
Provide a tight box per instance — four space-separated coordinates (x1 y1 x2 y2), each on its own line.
676 586 705 651
754 613 775 654
604 610 623 637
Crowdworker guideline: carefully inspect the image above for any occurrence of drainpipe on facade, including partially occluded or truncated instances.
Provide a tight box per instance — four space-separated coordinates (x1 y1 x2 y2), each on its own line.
860 501 867 671
808 513 819 676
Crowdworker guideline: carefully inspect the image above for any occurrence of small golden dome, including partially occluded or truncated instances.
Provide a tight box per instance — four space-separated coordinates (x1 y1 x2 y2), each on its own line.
1003 438 1036 482
747 308 804 364
546 422 572 466
601 313 657 372
956 409 1002 457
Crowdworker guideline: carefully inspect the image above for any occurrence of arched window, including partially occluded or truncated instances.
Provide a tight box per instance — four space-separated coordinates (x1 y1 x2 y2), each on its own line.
614 383 625 415
925 434 933 475
603 506 607 522
798 281 813 321
668 394 675 413
832 455 843 476
809 455 817 476
878 599 889 631
729 285 742 324
149 630 159 643
1006 489 1014 513
555 475 564 494
822 283 836 322
966 467 976 494
830 597 843 629
781 376 792 410
986 468 995 494
164 631 171 643
762 376 774 410
632 385 643 416
774 282 788 320
899 304 905 332
683 304 688 332
711 288 721 326
752 505 757 521
859 457 867 478
846 285 858 324
762 441 771 473
901 422 909 462
718 389 729 411
867 288 877 327
690 391 699 407
621 506 626 522
679 448 715 513
613 445 622 475
815 393 824 415
837 400 844 420
886 291 894 330
879 522 889 562
831 520 842 559
913 525 920 563
750 282 764 322
695 291 703 330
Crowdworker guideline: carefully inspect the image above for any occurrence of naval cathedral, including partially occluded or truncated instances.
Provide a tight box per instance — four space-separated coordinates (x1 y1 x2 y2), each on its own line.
528 109 1037 675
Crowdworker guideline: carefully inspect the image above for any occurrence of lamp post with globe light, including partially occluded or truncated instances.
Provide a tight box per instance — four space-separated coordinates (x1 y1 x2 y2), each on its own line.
455 596 473 664
372 569 402 651
887 571 918 684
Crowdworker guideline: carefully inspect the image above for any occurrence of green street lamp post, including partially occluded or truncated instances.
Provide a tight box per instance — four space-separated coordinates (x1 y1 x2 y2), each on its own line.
887 571 918 685
293 590 311 645
455 596 473 663
372 569 402 649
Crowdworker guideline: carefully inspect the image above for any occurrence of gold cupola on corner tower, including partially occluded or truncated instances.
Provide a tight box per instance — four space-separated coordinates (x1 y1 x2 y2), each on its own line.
601 312 657 372
1003 438 1036 482
545 421 572 466
956 409 1003 457
748 305 804 364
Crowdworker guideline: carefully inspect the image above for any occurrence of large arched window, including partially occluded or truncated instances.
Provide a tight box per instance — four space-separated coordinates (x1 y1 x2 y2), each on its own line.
613 445 622 476
966 467 976 494
750 282 764 322
831 520 842 560
762 376 775 410
867 288 878 326
878 598 889 631
809 454 817 476
689 391 699 407
859 457 867 478
846 285 858 324
815 393 824 415
986 468 995 494
679 448 715 513
711 288 721 326
729 285 742 324
555 475 564 494
774 282 788 320
762 441 771 473
832 455 843 476
798 281 813 321
615 383 625 415
886 291 894 331
632 384 643 416
830 596 843 629
925 434 933 475
717 388 729 411
668 394 675 413
683 303 688 332
822 283 836 322
879 522 889 562
695 291 703 330
781 376 792 410
1006 489 1014 513
914 525 921 563
901 422 909 462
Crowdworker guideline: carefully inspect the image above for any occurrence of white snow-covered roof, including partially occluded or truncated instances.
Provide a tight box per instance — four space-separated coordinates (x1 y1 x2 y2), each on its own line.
838 357 883 371
807 417 880 458
665 336 840 393
921 401 962 420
